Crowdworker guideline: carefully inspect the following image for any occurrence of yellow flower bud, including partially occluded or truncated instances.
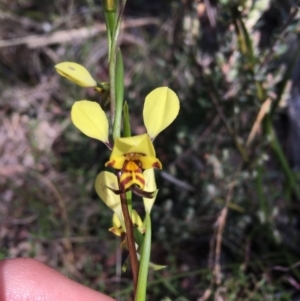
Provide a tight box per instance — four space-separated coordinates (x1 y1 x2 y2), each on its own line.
55 62 97 87
103 0 117 11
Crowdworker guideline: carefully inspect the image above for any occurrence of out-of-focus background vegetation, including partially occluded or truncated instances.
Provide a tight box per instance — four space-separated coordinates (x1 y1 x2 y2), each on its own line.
1 0 300 300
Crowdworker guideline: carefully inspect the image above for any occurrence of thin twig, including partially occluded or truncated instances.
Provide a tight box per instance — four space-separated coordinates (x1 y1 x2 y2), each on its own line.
246 98 271 147
0 18 160 49
212 161 243 285
273 261 300 272
160 171 195 191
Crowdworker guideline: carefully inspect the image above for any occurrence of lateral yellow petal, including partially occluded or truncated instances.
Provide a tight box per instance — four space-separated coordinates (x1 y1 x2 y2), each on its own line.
142 168 157 213
95 171 120 211
71 100 109 143
95 171 125 229
139 156 162 170
55 62 97 87
143 87 180 139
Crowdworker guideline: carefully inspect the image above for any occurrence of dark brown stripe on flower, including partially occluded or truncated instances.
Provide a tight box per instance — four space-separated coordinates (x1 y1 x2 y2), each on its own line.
120 174 133 190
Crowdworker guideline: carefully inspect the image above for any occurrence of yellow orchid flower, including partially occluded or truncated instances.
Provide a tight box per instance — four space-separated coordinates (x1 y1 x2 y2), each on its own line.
105 134 162 193
55 62 97 87
95 170 158 219
70 87 179 194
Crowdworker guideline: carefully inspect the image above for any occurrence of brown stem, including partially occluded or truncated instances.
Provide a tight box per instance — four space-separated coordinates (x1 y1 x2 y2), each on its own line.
120 191 139 294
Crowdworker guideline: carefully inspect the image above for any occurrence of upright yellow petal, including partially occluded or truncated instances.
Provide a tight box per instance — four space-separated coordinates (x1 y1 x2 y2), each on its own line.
55 62 97 87
143 87 180 139
143 168 157 213
109 133 156 159
95 171 125 229
71 100 109 143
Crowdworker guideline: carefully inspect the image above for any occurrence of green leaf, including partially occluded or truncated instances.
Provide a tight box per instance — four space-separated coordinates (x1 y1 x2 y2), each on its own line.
123 101 131 137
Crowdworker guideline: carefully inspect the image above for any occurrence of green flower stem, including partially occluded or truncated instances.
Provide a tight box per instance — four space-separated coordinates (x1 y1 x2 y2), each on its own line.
123 102 131 137
120 190 139 294
113 48 124 139
108 0 126 132
103 0 117 60
103 1 144 299
135 213 151 301
104 12 113 62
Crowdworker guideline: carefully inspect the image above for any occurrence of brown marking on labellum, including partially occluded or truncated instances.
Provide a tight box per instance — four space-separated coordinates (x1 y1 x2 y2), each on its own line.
152 161 162 169
106 159 116 167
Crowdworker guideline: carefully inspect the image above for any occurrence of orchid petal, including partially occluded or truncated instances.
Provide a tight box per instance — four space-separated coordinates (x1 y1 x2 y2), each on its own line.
109 210 145 237
139 156 162 170
132 210 145 233
143 87 180 139
109 213 124 236
95 171 124 229
71 100 109 143
109 133 156 159
143 169 158 213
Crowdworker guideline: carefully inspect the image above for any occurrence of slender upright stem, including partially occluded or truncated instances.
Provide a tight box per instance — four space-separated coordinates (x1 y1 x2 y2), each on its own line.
109 0 126 130
113 48 124 139
104 0 138 296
